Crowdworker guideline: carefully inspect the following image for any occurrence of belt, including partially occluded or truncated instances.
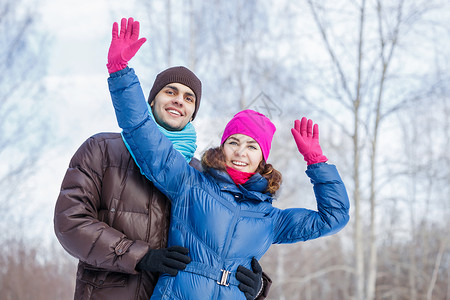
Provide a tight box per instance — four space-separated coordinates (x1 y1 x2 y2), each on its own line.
183 261 240 287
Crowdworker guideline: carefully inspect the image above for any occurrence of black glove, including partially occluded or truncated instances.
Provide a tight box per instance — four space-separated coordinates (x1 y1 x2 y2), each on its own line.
137 246 191 276
236 257 263 300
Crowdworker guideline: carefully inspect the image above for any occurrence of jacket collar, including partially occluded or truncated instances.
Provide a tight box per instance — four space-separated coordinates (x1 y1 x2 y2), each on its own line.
206 168 273 203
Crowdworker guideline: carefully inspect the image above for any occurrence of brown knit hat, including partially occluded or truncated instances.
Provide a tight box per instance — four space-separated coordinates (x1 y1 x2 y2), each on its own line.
148 66 202 120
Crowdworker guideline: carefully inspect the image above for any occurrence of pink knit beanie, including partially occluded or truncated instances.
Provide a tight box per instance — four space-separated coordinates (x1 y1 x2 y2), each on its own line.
221 109 276 162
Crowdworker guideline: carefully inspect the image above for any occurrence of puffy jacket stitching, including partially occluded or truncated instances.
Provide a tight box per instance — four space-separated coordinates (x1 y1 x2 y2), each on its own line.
171 214 222 260
61 132 166 299
108 208 149 215
123 125 177 195
67 165 101 201
158 193 171 249
284 223 328 243
59 183 97 206
153 147 178 195
84 230 103 266
202 184 237 211
278 210 333 243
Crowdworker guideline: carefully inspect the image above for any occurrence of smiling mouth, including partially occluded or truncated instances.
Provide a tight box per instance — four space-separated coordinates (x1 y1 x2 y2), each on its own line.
232 160 248 166
166 109 182 116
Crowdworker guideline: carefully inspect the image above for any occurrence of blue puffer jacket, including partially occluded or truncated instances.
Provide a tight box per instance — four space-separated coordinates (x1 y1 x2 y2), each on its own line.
108 68 350 300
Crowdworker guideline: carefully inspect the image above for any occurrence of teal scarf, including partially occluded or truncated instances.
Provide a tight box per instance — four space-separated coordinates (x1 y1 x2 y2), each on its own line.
122 103 197 162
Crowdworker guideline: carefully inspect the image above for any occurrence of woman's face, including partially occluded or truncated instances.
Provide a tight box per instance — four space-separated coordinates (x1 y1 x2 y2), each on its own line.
223 134 263 173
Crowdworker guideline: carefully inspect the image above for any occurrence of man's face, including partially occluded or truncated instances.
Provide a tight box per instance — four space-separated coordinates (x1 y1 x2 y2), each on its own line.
151 83 196 131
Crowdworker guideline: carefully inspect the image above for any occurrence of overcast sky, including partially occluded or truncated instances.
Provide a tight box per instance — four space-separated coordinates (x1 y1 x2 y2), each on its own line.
31 0 225 245
28 0 450 246
31 0 141 244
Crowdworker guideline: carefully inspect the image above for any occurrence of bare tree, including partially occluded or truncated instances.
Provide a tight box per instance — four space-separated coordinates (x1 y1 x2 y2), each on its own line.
0 0 50 233
0 238 76 300
391 79 450 299
0 0 70 297
301 1 450 299
119 1 450 299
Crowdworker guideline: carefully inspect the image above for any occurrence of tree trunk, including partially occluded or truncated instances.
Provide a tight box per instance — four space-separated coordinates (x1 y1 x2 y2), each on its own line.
166 0 172 66
354 1 366 298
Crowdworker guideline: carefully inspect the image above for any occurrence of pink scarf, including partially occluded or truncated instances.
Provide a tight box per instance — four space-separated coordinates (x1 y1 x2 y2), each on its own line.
226 166 255 185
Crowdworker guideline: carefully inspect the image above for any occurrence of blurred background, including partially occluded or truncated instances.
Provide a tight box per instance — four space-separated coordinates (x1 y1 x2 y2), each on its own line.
1 0 449 299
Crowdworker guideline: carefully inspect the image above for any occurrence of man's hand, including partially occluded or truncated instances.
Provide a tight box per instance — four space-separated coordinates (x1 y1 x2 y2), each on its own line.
107 17 147 74
136 246 191 276
291 117 328 165
236 258 263 300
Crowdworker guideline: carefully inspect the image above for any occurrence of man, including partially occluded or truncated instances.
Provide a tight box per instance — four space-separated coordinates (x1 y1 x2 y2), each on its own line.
54 17 271 300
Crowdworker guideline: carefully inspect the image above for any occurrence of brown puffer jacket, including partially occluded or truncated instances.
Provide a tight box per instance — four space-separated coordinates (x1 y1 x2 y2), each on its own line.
54 132 271 300
55 132 173 299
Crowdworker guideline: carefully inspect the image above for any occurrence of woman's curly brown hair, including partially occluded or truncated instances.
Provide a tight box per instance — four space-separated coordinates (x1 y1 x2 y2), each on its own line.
201 146 282 195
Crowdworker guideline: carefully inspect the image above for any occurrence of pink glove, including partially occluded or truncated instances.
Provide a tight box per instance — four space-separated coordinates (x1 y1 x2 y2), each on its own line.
107 17 147 74
291 117 328 165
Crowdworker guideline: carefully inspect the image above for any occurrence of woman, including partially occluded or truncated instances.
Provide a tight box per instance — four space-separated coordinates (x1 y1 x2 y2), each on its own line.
108 19 350 300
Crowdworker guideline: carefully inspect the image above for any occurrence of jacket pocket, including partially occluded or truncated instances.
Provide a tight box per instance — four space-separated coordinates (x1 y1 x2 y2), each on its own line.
79 265 128 288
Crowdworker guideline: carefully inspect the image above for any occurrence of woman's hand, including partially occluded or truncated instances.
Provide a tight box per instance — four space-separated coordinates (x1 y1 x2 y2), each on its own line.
107 17 147 74
291 117 328 165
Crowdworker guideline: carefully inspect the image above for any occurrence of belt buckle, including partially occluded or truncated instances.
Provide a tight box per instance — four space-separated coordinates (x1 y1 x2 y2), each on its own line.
217 269 231 286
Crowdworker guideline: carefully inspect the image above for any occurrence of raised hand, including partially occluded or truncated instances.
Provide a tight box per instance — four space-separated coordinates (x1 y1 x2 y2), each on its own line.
107 17 147 74
291 117 328 165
